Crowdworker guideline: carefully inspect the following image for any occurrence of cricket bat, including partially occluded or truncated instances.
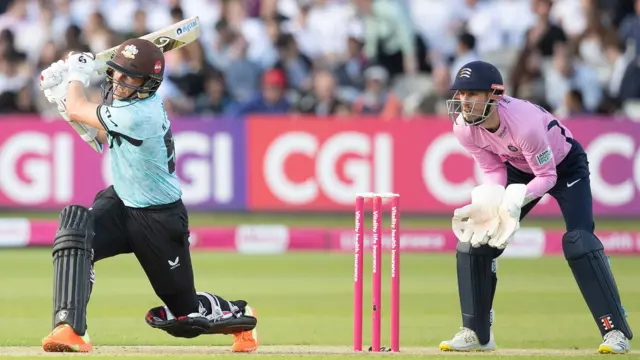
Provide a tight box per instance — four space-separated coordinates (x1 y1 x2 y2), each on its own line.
41 16 202 153
94 16 202 75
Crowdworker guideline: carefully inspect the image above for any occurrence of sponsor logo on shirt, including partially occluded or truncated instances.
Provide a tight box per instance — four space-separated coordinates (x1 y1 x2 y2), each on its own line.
535 147 553 165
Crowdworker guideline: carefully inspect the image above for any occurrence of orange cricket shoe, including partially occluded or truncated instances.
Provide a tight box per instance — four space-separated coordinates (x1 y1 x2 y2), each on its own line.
42 324 92 353
231 306 259 353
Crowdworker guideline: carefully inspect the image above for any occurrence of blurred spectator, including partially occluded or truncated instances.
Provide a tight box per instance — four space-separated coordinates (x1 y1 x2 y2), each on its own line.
527 0 568 57
228 68 290 116
604 37 631 99
417 64 452 115
82 11 116 54
123 9 148 40
194 69 236 116
0 0 635 120
223 36 262 103
509 44 548 107
293 67 349 116
408 0 465 59
618 0 640 57
352 65 402 119
574 1 618 68
549 0 587 41
449 31 479 83
555 88 587 118
282 0 355 65
543 47 603 113
354 0 428 77
63 24 91 55
617 57 640 102
168 41 208 99
274 33 312 94
334 27 368 102
222 0 277 69
208 19 239 71
0 50 32 113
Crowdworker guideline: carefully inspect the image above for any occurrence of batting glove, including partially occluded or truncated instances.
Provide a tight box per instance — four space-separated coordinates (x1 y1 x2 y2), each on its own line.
40 60 68 90
66 52 95 87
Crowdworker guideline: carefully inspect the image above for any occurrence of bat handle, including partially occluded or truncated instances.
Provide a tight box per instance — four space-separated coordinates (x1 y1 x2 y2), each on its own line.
94 60 108 76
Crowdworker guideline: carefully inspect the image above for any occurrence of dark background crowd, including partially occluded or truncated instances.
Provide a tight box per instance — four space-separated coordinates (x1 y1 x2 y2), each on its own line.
0 0 639 121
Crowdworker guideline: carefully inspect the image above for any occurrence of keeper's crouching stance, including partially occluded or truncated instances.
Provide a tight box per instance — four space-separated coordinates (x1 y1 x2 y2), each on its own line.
39 38 258 353
440 61 632 354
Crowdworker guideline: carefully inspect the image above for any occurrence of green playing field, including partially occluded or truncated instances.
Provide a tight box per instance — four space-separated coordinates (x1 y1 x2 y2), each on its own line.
0 248 638 359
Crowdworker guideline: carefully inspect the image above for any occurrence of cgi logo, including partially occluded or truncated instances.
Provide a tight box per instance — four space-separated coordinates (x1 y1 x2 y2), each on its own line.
175 20 198 37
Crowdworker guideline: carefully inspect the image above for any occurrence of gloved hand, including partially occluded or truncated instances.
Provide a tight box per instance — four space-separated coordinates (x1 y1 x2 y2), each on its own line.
487 184 527 249
452 203 471 241
43 69 70 122
66 51 96 87
40 60 68 90
453 184 505 248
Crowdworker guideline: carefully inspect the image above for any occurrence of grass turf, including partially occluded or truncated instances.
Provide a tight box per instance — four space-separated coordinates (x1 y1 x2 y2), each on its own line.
0 249 638 359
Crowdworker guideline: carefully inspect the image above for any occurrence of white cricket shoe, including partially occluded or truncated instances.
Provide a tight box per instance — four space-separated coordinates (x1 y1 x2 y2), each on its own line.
439 327 496 352
598 330 630 354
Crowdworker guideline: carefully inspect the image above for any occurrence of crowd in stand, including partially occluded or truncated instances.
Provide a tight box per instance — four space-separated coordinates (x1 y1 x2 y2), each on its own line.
0 0 639 121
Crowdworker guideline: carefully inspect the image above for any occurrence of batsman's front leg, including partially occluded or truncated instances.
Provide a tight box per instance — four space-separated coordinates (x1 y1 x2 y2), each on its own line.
42 205 94 353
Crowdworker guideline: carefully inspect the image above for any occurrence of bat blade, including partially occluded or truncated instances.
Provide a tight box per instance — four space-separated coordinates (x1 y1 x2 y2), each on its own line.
94 16 201 74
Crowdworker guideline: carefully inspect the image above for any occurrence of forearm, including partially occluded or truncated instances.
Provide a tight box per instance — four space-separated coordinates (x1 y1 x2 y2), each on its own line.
483 168 507 186
96 130 108 144
66 81 88 115
523 175 557 206
66 81 104 130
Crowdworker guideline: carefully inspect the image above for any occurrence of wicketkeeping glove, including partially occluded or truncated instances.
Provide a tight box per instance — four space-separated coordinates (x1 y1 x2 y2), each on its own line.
453 184 505 248
487 184 527 249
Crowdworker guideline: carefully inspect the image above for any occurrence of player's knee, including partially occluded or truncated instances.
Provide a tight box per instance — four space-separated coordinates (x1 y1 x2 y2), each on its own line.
53 205 94 254
561 229 603 261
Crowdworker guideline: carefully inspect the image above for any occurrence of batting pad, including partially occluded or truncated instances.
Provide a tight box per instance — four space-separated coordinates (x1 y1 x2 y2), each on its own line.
52 205 95 336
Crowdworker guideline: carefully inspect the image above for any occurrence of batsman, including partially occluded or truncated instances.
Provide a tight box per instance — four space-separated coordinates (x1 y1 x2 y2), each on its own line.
38 38 258 353
440 60 632 354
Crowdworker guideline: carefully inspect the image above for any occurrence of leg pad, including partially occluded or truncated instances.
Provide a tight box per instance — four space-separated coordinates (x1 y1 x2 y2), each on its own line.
563 230 633 339
52 205 94 336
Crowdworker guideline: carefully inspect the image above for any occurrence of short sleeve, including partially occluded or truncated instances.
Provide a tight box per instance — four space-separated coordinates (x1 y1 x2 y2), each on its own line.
97 104 141 139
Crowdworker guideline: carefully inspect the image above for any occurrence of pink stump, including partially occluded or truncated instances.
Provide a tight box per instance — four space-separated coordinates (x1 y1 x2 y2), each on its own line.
390 195 400 352
371 195 382 352
353 196 364 351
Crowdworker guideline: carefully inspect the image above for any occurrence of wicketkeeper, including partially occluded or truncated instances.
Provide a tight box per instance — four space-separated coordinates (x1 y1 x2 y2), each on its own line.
38 38 258 353
441 60 632 354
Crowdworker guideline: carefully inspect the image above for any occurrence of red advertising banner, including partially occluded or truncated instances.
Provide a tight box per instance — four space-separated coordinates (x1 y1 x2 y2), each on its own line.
246 116 638 215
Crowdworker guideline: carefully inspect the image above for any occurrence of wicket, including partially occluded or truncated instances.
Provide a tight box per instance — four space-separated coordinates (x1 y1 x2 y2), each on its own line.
353 192 400 352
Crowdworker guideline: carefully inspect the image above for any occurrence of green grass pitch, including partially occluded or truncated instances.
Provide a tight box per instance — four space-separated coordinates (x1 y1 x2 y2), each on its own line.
0 247 639 359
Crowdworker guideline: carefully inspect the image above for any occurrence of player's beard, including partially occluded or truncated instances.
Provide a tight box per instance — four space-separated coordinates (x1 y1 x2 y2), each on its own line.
462 107 482 124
